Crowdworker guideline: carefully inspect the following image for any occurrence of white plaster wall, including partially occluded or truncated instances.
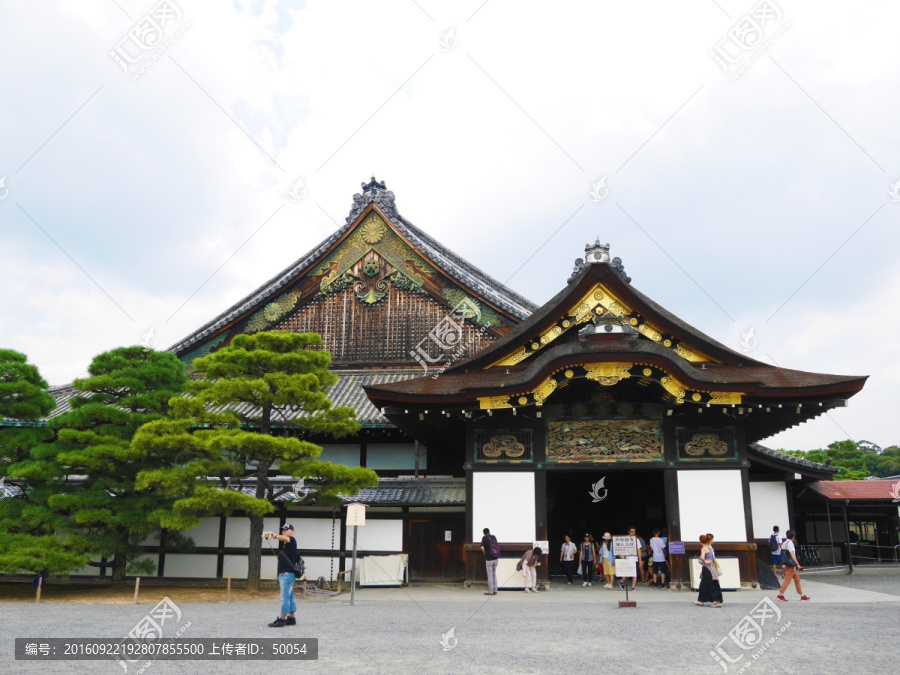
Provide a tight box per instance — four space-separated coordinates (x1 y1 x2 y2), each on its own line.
677 470 746 542
749 481 790 539
344 519 403 551
181 517 221 547
221 554 278 580
163 554 217 578
224 517 281 548
294 518 338 551
472 472 535 543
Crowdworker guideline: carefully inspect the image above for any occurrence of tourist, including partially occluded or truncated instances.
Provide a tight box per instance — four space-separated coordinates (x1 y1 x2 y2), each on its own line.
770 525 784 576
696 533 723 608
776 530 810 602
480 527 500 596
579 533 596 587
560 535 577 585
649 528 669 589
618 527 641 591
264 523 298 627
600 532 615 588
637 530 650 584
520 546 543 593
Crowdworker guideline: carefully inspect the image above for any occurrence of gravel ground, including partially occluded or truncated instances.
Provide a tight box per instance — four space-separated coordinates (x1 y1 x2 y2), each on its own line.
800 566 900 596
2 573 899 675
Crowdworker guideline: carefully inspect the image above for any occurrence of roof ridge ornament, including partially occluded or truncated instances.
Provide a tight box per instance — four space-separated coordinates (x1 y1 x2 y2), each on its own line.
346 176 398 223
567 239 631 284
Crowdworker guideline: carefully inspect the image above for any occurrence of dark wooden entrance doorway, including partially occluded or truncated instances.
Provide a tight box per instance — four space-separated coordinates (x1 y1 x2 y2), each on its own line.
408 518 466 581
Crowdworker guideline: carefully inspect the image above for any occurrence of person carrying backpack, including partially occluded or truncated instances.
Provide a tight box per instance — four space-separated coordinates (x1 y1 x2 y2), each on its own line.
481 528 501 596
769 526 784 577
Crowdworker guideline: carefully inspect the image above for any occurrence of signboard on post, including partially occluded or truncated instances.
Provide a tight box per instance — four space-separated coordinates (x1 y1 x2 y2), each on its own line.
668 541 685 555
533 540 549 552
614 557 638 577
613 535 638 557
346 503 366 527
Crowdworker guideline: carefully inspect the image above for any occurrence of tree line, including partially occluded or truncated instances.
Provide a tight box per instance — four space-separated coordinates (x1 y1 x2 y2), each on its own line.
782 440 900 481
0 332 377 589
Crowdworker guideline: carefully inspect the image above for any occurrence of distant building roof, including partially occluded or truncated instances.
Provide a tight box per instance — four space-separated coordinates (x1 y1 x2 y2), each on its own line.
748 443 837 473
808 480 900 502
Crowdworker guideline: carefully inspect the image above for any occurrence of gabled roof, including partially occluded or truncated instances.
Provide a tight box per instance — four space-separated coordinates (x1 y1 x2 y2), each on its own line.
748 443 837 475
169 178 536 357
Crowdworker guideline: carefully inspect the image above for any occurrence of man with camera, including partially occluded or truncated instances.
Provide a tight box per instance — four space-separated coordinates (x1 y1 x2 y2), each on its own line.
264 523 298 627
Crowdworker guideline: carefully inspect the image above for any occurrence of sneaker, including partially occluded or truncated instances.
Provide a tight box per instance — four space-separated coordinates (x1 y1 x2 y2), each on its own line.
800 595 811 601
775 595 788 602
619 582 625 590
567 581 572 585
285 617 296 626
587 582 592 587
604 583 613 589
268 617 287 628
582 582 588 587
524 589 530 593
631 586 637 592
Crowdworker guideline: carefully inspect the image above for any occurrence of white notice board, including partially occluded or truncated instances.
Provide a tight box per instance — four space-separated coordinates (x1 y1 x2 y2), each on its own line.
615 557 638 577
613 536 638 557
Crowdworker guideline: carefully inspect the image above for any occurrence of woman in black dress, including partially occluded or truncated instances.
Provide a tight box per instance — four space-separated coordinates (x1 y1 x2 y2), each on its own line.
696 533 723 608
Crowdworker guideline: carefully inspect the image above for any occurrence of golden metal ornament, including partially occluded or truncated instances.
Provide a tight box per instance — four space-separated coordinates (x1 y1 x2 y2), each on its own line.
360 214 387 243
518 396 528 405
494 347 529 367
540 325 563 344
638 323 662 341
584 362 633 386
660 376 686 400
479 395 513 409
708 391 742 405
642 368 652 377
532 377 559 404
564 370 574 379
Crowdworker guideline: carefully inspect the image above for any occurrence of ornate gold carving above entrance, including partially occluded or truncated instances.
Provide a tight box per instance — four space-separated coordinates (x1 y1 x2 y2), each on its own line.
477 361 743 410
547 419 662 462
584 362 632 386
485 282 715 370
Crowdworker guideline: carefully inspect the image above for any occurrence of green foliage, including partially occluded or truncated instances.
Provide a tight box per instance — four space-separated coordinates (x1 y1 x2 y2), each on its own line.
783 439 900 480
135 331 378 587
0 534 89 576
0 349 56 474
2 347 187 581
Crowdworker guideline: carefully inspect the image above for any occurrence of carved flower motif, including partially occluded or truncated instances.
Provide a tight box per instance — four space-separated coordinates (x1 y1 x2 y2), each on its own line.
361 217 386 244
263 303 284 323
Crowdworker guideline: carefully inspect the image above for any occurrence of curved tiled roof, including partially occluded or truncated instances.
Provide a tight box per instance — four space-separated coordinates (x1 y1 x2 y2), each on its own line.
748 443 836 473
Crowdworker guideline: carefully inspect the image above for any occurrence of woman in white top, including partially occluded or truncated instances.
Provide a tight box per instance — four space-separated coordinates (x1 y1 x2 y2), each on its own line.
559 535 577 585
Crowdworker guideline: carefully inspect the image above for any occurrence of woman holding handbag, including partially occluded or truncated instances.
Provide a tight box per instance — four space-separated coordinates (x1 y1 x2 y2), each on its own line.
776 530 810 602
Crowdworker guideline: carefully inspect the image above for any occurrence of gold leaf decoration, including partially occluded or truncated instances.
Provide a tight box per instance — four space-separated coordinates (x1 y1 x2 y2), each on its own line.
684 433 729 457
584 362 633 386
360 214 386 243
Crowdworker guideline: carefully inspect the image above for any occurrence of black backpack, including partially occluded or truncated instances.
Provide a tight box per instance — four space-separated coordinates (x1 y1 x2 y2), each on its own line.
769 534 780 553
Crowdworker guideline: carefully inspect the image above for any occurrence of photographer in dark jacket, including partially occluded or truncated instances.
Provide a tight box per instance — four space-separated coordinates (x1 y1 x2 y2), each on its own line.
264 523 298 627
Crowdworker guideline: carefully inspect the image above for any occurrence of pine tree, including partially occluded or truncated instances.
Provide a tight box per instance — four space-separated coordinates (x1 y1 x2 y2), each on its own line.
0 350 81 575
6 347 187 581
135 331 378 589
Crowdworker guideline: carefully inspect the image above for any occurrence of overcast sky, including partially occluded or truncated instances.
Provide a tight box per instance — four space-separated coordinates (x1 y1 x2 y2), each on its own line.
1 1 897 451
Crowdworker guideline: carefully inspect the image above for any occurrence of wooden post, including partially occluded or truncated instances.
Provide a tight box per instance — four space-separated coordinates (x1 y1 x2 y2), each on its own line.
36 576 42 604
133 577 141 604
226 577 232 603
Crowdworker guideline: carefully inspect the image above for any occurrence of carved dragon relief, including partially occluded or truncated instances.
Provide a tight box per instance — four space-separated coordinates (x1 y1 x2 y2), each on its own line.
547 419 662 462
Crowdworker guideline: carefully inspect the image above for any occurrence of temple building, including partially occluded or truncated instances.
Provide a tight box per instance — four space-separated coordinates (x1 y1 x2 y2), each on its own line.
4 178 873 585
